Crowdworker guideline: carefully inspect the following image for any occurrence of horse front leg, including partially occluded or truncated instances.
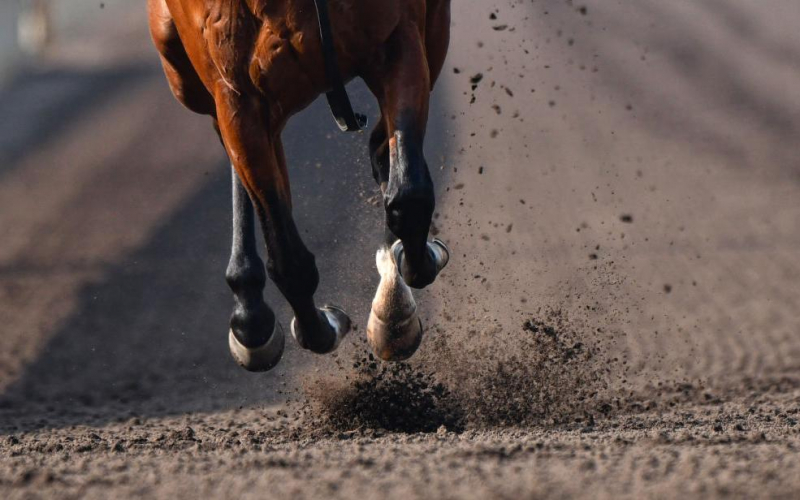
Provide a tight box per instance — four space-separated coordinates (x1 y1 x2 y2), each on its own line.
217 90 350 361
363 22 450 361
225 164 285 371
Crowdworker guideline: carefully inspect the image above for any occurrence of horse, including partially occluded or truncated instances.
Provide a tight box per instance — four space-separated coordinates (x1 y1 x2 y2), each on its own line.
147 0 451 371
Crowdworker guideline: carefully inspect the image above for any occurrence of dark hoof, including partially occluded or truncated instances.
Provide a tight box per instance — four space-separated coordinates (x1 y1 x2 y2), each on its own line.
391 238 450 288
427 238 450 272
228 321 285 372
290 305 352 354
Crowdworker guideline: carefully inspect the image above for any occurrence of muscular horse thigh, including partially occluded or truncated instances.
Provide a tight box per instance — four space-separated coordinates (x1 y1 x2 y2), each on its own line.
148 0 214 115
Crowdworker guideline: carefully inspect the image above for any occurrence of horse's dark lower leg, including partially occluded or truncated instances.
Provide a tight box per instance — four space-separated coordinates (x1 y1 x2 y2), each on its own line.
371 114 435 264
367 24 446 290
369 119 407 250
225 165 285 371
226 164 272 346
369 116 389 188
384 116 438 288
264 141 350 354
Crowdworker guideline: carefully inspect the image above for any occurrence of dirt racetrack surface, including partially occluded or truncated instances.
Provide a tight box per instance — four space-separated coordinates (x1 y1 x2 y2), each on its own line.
1 1 799 498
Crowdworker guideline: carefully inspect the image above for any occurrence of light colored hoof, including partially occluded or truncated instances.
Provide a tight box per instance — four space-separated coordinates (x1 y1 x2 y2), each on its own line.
368 307 423 362
367 246 424 361
228 321 285 372
391 237 450 279
290 305 351 354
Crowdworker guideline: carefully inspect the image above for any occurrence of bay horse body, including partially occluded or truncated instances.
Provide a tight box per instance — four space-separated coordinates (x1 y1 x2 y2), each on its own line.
148 0 451 370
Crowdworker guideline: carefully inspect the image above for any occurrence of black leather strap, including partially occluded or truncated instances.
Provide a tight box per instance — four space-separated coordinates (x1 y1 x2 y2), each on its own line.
313 0 367 132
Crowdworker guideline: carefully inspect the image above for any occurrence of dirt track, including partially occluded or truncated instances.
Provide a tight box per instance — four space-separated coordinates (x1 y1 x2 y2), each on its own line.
1 1 799 498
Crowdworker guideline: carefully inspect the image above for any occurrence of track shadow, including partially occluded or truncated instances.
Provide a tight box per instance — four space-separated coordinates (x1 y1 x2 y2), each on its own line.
0 81 388 434
0 62 155 179
0 165 272 428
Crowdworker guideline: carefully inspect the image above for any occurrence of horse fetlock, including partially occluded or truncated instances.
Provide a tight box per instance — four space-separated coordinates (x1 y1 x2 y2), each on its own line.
225 260 267 293
290 305 351 354
392 237 450 289
229 300 275 347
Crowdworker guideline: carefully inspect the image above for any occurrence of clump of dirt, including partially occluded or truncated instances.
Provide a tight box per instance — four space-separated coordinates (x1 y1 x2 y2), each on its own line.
303 308 618 434
303 346 464 434
424 308 617 428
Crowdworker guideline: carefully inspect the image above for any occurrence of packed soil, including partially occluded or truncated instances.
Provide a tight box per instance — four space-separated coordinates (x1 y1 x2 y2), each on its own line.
1 1 799 499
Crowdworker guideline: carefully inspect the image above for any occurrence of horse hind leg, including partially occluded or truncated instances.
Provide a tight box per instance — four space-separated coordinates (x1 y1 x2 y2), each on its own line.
147 0 215 116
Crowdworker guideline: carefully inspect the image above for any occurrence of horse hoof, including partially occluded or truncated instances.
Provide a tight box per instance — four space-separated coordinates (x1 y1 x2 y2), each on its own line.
391 238 450 286
367 246 424 361
228 321 285 372
427 238 450 273
367 307 423 361
290 305 351 354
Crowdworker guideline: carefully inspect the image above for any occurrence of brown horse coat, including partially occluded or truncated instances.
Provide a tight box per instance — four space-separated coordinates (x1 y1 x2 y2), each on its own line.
148 0 451 368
